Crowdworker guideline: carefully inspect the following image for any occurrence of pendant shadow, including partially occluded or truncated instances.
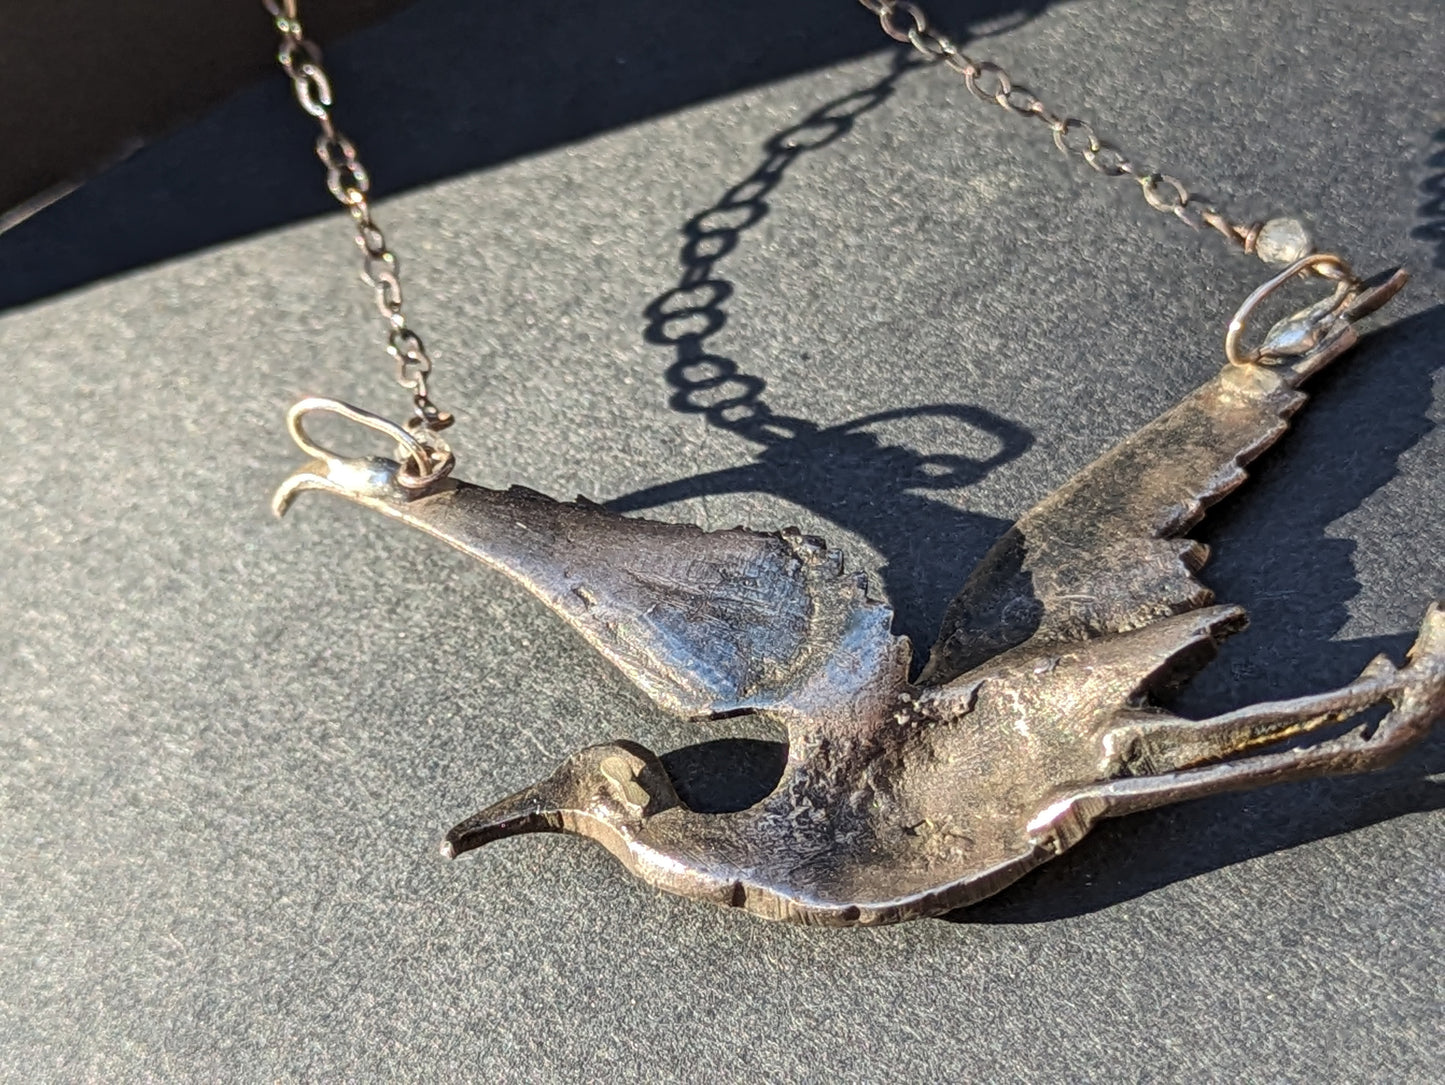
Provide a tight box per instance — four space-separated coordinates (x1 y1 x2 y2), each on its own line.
661 738 790 815
1412 127 1445 270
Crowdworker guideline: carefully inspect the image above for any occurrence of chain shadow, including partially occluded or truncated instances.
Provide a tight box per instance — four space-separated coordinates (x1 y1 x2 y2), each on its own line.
608 48 1030 663
956 303 1444 923
1412 127 1445 269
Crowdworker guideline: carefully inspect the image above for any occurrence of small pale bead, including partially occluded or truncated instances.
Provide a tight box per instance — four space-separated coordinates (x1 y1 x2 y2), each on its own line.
1255 217 1313 268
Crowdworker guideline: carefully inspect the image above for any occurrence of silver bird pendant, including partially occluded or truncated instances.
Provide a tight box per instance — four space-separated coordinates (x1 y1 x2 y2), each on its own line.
275 265 1443 926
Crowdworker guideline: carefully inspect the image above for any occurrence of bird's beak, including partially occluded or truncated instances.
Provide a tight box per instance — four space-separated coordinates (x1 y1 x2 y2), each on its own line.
439 785 563 859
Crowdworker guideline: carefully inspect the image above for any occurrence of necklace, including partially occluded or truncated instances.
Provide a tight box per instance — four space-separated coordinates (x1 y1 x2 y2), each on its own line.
261 0 1444 926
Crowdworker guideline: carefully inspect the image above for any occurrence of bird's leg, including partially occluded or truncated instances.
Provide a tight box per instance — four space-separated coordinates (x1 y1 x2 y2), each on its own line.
1102 675 1394 778
1031 603 1445 851
1100 602 1445 777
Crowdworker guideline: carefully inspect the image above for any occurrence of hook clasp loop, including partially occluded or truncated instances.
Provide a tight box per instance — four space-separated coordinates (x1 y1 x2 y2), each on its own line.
1225 252 1358 367
285 397 455 490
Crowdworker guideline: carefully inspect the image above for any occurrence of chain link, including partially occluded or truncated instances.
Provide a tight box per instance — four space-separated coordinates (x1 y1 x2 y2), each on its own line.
263 0 454 455
856 0 1267 253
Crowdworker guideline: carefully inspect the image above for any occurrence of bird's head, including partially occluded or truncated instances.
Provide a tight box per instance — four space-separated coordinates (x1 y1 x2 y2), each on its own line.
440 740 679 859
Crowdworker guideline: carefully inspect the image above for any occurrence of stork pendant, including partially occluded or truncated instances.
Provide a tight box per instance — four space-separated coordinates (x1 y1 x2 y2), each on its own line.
275 260 1442 926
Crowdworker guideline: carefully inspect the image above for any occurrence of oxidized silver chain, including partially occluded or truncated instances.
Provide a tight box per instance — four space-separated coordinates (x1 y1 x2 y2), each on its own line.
264 0 1331 467
859 0 1276 250
263 0 454 487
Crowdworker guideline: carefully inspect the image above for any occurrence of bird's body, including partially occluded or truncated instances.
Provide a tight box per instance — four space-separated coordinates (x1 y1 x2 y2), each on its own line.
277 265 1444 925
535 605 1246 924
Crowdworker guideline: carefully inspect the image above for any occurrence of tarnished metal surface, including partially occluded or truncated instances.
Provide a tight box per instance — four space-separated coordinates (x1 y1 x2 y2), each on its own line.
276 269 1443 926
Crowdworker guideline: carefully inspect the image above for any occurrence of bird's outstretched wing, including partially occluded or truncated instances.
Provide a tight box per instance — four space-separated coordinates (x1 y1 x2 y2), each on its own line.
921 331 1371 686
276 466 909 724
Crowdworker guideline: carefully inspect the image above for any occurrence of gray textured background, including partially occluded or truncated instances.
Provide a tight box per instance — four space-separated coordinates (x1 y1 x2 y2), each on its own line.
2 0 1443 1080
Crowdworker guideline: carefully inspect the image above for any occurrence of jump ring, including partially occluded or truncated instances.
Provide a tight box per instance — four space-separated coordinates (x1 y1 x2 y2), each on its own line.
1139 173 1189 213
964 61 1011 104
878 0 927 43
1052 117 1099 156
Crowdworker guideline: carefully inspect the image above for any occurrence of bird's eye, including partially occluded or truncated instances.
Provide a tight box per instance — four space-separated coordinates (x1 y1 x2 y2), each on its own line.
600 756 651 813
